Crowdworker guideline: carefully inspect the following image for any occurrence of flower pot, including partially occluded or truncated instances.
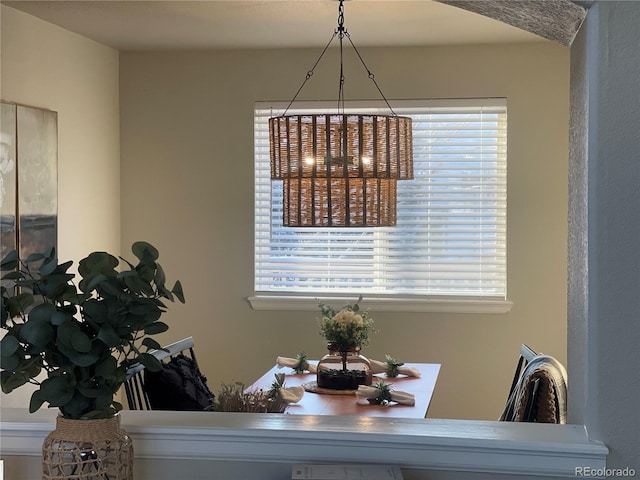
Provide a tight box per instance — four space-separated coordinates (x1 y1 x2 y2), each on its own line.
316 344 373 390
42 414 133 480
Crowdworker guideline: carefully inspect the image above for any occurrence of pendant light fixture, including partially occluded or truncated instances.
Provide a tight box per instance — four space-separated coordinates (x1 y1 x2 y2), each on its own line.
269 0 413 227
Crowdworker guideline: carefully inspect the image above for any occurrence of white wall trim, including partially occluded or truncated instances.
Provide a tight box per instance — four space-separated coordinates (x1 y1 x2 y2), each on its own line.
0 409 606 477
248 295 513 314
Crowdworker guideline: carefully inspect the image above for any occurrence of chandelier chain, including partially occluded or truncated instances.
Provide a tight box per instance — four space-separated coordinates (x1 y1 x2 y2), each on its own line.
281 0 396 117
344 31 397 116
282 31 337 116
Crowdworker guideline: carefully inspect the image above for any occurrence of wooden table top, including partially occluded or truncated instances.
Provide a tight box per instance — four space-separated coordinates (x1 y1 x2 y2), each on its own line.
247 362 440 418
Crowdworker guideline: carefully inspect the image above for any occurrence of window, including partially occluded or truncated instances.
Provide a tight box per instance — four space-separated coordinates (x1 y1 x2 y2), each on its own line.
252 99 509 313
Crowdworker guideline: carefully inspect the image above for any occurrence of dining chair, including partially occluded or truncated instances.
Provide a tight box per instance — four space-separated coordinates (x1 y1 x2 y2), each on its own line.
499 344 567 423
124 336 213 411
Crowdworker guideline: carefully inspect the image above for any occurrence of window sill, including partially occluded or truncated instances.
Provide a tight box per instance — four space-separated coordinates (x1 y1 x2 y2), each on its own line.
248 295 513 314
0 408 606 478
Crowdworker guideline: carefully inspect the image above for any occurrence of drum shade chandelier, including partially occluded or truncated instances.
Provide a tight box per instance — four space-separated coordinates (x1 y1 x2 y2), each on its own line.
269 0 413 227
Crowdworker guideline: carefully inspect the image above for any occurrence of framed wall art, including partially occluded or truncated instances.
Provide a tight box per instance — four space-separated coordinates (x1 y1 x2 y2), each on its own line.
0 101 58 262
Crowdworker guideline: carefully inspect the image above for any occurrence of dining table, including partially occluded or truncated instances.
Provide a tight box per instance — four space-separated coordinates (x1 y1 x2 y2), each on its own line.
247 361 440 418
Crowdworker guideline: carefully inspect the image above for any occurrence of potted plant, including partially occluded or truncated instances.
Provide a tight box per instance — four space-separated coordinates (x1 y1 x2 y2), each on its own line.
316 296 375 390
0 241 184 480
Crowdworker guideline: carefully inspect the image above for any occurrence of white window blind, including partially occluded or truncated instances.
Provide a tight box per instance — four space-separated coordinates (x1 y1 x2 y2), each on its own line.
254 99 507 300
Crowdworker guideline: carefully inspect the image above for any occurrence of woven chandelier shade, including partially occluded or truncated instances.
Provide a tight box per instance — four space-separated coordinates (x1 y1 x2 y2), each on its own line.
270 114 413 181
270 114 413 227
283 177 397 227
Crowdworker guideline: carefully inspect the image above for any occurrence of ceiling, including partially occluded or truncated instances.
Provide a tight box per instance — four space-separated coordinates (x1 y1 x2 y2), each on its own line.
1 0 550 51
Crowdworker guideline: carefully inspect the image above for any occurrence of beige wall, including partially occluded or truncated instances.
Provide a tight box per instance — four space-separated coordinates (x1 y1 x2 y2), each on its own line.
0 6 120 406
120 42 570 420
0 6 120 260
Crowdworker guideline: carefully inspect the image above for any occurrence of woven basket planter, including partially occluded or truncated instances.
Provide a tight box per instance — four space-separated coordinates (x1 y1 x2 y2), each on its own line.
42 415 133 480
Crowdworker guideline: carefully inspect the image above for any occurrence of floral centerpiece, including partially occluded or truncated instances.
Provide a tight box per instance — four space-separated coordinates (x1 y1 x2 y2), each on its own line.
316 296 375 390
318 295 374 350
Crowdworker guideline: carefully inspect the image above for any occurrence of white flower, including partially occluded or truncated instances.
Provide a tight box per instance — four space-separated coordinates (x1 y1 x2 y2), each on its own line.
332 310 364 325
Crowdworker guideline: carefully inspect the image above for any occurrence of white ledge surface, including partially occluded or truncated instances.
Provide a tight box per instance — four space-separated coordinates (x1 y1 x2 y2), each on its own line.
248 295 513 314
0 408 606 477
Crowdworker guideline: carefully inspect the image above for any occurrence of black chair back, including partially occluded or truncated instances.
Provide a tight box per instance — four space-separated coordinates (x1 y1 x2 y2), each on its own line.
124 336 199 410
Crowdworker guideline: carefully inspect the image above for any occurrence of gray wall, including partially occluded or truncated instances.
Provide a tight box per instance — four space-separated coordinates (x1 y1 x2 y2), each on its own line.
568 0 640 472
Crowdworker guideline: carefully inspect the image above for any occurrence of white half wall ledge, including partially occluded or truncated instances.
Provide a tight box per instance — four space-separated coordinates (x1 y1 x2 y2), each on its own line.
0 408 607 478
247 295 514 315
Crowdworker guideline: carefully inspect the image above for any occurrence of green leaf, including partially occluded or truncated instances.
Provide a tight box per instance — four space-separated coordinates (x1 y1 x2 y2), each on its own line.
154 263 166 289
77 382 110 399
24 253 45 264
0 334 20 357
39 256 58 276
91 278 122 297
5 293 34 317
51 309 74 326
158 285 174 302
39 277 71 301
60 392 93 419
60 345 101 368
28 302 56 323
1 370 29 393
142 337 163 351
0 250 18 271
132 241 159 262
139 352 163 372
95 355 117 379
29 390 46 413
19 317 54 347
84 273 108 293
143 321 168 335
70 331 92 353
97 324 121 348
23 356 43 378
78 251 119 293
82 299 108 324
119 257 135 270
62 288 83 305
0 351 21 371
95 392 114 409
57 321 102 367
57 260 73 273
172 280 185 303
123 274 154 296
127 299 156 315
56 319 76 345
116 270 137 279
1 270 25 280
136 262 155 283
40 375 75 407
80 406 118 419
80 251 119 273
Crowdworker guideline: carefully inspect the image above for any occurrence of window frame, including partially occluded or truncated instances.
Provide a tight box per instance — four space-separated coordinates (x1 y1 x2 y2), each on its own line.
251 99 513 314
